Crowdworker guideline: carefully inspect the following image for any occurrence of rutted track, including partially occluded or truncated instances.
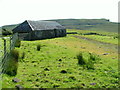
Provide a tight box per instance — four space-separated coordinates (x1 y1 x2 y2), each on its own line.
72 35 118 53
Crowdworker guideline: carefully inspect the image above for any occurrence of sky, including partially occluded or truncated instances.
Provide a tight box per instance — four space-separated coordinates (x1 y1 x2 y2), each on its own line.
0 0 119 26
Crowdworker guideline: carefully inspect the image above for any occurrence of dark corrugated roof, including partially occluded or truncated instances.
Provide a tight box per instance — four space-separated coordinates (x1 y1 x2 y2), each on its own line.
27 20 65 30
13 20 66 33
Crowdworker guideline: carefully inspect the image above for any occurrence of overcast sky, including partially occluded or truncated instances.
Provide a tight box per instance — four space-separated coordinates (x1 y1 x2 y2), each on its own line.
0 0 119 26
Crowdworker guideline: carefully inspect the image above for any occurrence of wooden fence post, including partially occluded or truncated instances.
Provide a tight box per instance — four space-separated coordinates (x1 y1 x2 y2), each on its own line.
3 39 6 56
10 36 12 51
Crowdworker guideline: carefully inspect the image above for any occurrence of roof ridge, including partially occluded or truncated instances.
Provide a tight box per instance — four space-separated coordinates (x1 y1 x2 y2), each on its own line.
26 20 34 31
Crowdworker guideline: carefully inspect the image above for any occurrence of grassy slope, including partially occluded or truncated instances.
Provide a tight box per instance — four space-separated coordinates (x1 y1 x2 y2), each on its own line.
2 24 18 31
2 30 118 88
0 27 2 35
88 23 118 32
49 19 118 33
67 29 118 45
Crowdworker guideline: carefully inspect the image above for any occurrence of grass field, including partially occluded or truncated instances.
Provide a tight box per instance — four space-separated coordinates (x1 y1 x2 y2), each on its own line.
67 29 118 45
50 19 118 33
2 29 119 88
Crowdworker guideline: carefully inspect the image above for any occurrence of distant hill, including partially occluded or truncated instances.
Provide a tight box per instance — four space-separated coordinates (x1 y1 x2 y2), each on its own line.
0 27 2 31
0 27 2 35
2 24 18 35
2 24 18 32
1 19 118 35
48 19 118 32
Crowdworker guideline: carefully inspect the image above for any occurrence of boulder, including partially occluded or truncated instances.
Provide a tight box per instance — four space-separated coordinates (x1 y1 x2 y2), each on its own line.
12 78 21 83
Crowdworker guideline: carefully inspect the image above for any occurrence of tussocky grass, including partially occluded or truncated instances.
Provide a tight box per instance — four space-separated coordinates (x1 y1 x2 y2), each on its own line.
2 30 118 88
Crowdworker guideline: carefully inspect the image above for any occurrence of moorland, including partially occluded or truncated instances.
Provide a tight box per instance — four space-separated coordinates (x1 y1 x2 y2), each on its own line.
1 19 119 88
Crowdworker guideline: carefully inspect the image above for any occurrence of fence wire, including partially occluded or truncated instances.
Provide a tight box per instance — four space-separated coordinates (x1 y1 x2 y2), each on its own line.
0 33 18 74
0 33 18 89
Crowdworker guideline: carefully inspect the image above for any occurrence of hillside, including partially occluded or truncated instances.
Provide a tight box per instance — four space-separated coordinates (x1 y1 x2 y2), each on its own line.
48 19 118 32
1 19 118 35
0 27 2 35
0 27 2 32
2 24 18 35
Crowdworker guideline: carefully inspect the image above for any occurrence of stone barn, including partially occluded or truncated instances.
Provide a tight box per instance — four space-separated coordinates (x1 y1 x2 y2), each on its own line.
12 20 66 40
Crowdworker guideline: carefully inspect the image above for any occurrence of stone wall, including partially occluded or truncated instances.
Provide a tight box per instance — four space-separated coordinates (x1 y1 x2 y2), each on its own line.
18 33 30 40
18 29 66 40
34 30 55 40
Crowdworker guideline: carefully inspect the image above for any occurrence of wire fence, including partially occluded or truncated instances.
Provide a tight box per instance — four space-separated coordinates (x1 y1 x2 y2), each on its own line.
0 33 18 74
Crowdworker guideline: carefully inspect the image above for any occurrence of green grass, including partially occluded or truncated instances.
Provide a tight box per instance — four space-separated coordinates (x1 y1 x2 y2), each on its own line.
82 35 118 45
2 31 118 88
49 19 118 33
67 29 118 36
3 49 19 76
0 37 11 56
77 51 100 69
67 29 118 45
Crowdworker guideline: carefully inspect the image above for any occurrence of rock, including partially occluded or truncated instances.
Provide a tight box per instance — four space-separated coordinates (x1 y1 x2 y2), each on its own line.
81 83 85 86
90 83 96 85
36 79 39 81
37 73 40 75
44 74 46 76
31 61 36 63
102 53 109 55
60 70 67 73
35 84 39 87
12 78 21 83
53 84 60 88
93 78 96 80
44 68 49 71
34 65 37 67
58 59 62 61
15 85 23 89
69 76 76 80
44 80 49 83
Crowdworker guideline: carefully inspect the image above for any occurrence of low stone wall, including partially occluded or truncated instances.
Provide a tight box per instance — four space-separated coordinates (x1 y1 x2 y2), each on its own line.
18 33 30 40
